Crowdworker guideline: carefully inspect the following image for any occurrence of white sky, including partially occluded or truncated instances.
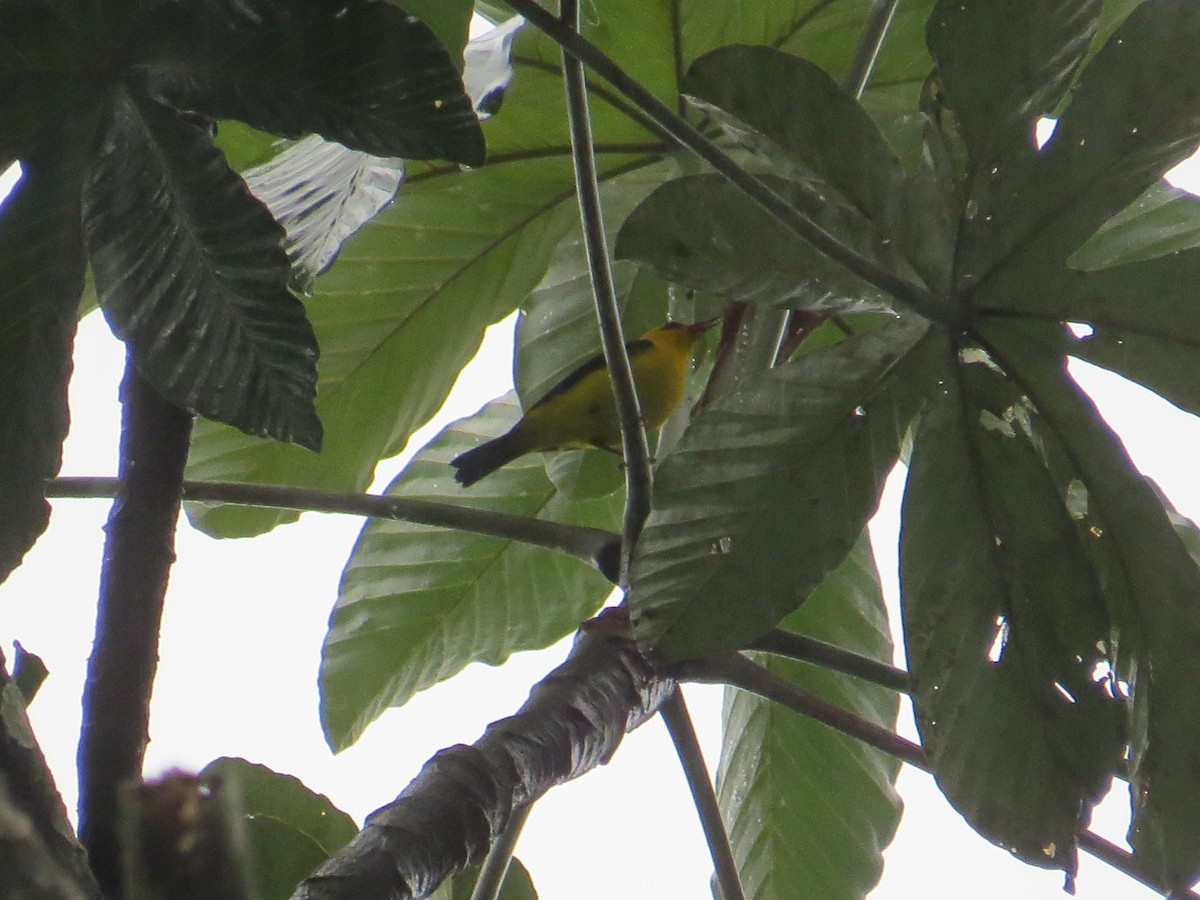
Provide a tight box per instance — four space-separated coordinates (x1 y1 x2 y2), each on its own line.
2 162 1199 898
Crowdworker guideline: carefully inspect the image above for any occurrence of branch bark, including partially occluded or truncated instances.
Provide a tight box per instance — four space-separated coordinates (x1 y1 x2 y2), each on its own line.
77 355 194 896
291 609 674 900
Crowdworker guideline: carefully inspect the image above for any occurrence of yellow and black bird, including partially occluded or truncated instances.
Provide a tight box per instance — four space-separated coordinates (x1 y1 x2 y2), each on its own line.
451 319 714 486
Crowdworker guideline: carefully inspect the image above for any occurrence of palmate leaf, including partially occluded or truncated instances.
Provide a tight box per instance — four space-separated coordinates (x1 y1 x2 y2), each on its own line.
716 537 901 900
186 0 942 538
1068 180 1200 270
83 89 322 449
963 1 1200 287
320 395 622 751
0 124 91 584
926 0 1101 169
615 173 914 314
128 0 483 166
900 335 1122 876
199 757 357 900
982 321 1200 890
629 316 935 659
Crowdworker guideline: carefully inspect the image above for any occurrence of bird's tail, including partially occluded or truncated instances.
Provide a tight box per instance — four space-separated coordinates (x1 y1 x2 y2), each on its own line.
450 432 525 487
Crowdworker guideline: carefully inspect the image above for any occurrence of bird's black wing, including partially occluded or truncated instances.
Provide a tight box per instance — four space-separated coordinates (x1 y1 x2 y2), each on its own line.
526 338 652 411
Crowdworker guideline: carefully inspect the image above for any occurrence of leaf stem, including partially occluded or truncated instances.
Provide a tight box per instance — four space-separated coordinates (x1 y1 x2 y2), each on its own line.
469 802 531 900
559 0 653 582
499 0 933 314
749 629 911 694
675 653 926 767
660 688 744 900
47 477 622 584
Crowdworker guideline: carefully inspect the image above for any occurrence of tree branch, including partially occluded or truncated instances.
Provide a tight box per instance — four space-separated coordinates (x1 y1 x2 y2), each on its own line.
47 477 622 584
499 0 933 315
748 629 911 694
660 688 743 900
77 355 194 896
291 609 675 900
560 0 653 582
0 650 100 898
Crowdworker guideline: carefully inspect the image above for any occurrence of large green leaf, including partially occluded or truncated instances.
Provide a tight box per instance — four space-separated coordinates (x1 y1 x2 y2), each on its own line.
683 45 904 224
926 0 1100 169
629 316 934 659
716 537 901 900
198 757 357 900
1067 179 1200 270
615 173 916 312
186 157 585 536
983 320 1200 890
964 2 1200 288
82 89 322 450
186 0 941 537
320 394 622 751
128 0 483 166
0 127 89 581
900 335 1122 876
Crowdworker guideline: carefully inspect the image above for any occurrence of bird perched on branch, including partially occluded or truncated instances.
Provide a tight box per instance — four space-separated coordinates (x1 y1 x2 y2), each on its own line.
451 319 715 486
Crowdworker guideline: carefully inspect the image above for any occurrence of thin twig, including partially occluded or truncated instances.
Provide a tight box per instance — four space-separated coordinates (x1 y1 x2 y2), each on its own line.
660 688 744 900
843 0 903 100
675 653 926 767
1078 832 1200 900
749 629 911 694
469 803 531 900
559 0 653 582
499 0 932 314
47 477 622 584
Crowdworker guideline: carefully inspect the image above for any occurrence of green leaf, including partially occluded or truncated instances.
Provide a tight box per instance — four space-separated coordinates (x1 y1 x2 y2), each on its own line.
428 857 538 900
395 0 475 72
83 90 322 449
198 757 357 900
1071 326 1200 422
716 537 901 900
615 173 914 312
185 157 584 537
926 0 1100 168
1068 180 1200 270
683 45 904 226
0 130 89 584
629 316 933 659
965 2 1200 287
900 335 1122 875
320 394 622 751
983 320 1200 890
186 0 942 537
128 0 484 165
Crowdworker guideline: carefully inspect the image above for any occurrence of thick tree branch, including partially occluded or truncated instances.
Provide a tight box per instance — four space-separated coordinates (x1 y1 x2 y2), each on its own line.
77 356 194 896
47 477 622 584
291 609 674 900
0 651 100 898
560 0 653 581
660 688 743 900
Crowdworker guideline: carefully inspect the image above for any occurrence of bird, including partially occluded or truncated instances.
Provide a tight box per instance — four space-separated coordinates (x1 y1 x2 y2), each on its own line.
450 319 715 487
